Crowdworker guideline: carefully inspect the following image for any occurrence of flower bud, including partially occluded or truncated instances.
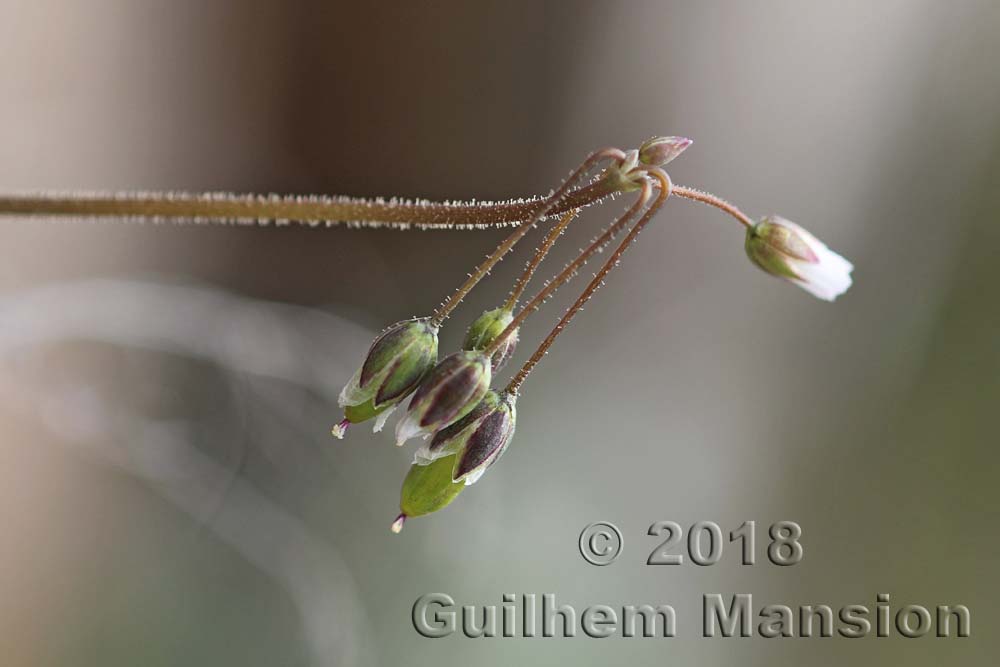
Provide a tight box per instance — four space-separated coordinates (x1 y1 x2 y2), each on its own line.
334 318 438 437
638 136 693 167
745 216 854 302
392 453 465 532
415 390 517 485
394 350 491 446
462 307 518 372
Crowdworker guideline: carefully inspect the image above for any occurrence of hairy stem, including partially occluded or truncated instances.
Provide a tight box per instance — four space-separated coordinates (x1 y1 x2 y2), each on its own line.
507 169 673 394
0 183 750 230
484 180 654 359
502 208 580 311
672 185 753 228
429 149 626 326
0 180 617 231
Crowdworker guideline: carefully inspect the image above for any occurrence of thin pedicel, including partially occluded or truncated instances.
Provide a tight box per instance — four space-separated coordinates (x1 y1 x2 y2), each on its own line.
503 208 579 312
507 169 672 394
483 180 654 362
429 148 627 327
457 139 695 377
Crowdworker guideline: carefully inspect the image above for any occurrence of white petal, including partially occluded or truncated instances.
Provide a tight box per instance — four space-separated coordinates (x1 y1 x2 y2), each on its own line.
460 467 486 486
337 367 367 408
413 429 465 465
372 404 397 433
808 233 853 269
792 247 854 301
412 445 437 465
394 412 426 446
412 439 454 466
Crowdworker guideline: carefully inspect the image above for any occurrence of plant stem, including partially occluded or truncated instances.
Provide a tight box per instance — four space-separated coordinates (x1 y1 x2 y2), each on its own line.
672 185 753 228
429 149 626 326
0 179 618 231
0 182 751 230
484 179 654 359
506 168 673 394
502 208 580 311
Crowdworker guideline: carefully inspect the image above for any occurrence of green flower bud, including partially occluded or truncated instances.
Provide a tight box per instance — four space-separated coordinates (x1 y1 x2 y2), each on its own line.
745 216 854 302
462 307 518 372
416 389 517 485
394 350 491 446
391 453 465 532
333 318 438 438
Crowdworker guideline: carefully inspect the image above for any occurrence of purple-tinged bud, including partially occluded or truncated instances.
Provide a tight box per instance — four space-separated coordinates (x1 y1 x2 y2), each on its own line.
638 136 693 167
395 351 491 446
335 318 438 436
415 390 517 485
745 216 854 302
462 307 518 373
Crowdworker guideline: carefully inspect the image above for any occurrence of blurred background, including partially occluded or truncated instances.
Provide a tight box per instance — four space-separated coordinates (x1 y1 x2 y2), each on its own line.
1 1 997 665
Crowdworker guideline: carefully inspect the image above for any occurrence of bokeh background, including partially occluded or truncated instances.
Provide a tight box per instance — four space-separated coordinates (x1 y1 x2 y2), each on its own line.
1 1 997 665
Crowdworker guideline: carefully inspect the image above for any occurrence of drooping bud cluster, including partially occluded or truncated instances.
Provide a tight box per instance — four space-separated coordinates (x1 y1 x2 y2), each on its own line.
745 215 854 301
462 307 518 372
333 318 438 437
328 137 853 534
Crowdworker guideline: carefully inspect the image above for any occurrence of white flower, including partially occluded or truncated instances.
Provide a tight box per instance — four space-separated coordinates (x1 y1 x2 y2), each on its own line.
745 216 854 301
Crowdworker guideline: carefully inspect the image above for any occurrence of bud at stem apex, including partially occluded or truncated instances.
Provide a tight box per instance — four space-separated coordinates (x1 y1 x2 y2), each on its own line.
638 136 693 167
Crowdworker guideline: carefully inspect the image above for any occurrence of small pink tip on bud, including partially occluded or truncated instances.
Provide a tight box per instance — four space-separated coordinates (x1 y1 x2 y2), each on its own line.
331 418 350 440
639 136 693 167
390 513 407 534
